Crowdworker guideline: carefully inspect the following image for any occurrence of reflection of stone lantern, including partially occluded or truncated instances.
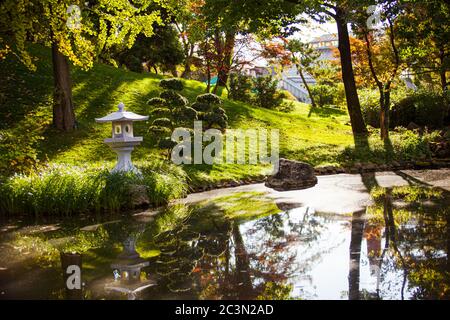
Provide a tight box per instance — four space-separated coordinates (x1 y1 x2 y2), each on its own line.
95 102 148 174
105 234 156 300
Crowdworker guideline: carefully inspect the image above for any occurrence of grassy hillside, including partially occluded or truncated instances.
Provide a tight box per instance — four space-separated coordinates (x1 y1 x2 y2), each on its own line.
0 45 357 184
4 45 436 189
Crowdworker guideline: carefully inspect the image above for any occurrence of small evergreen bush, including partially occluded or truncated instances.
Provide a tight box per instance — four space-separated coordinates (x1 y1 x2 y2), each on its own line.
252 75 284 110
310 84 338 108
229 73 253 103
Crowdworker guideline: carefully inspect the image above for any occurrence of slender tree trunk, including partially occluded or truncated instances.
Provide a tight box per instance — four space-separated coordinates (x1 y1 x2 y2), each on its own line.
52 42 75 131
181 45 195 79
297 64 317 107
335 9 368 136
170 65 178 78
206 59 211 93
380 90 391 140
363 25 398 141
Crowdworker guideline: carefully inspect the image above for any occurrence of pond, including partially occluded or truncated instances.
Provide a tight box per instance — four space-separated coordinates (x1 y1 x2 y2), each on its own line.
0 184 449 300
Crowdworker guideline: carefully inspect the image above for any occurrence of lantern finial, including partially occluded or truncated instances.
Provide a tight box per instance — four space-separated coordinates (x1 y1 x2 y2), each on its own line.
118 102 125 112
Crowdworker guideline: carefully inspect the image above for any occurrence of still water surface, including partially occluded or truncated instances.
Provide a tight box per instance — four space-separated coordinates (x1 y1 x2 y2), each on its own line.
0 186 449 300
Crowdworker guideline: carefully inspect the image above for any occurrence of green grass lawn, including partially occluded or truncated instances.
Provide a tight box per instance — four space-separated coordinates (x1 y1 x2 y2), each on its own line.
0 45 433 187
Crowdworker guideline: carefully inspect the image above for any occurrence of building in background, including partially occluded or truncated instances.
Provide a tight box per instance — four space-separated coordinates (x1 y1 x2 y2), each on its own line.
240 34 339 104
309 34 339 61
279 34 338 103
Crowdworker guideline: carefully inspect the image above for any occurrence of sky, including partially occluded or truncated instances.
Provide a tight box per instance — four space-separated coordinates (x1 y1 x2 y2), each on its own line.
291 19 338 42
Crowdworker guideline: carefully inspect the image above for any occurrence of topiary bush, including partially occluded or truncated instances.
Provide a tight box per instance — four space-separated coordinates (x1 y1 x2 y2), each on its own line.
148 79 197 156
159 78 184 91
191 93 228 131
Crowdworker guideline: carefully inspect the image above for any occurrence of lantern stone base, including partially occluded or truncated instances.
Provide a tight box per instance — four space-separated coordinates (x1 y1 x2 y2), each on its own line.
105 139 143 175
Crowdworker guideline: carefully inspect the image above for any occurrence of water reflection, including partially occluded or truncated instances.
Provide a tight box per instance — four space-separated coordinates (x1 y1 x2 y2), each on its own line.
0 188 449 300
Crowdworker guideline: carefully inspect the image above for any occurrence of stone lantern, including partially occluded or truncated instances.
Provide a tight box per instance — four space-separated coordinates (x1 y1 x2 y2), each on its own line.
95 102 148 174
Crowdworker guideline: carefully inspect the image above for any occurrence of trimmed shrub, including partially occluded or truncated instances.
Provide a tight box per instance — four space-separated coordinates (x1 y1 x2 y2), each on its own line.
310 84 338 108
148 79 198 156
392 91 446 128
229 73 253 103
192 93 228 131
159 78 184 91
253 75 284 110
196 93 222 105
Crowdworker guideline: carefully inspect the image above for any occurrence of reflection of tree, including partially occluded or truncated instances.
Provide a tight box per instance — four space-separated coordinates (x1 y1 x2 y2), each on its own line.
144 205 323 300
232 221 253 299
356 173 409 300
379 189 408 300
349 210 365 300
360 170 450 300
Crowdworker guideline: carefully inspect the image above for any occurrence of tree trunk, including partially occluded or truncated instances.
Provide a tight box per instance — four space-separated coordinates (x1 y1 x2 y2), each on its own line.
232 221 253 299
335 9 368 136
380 90 391 140
216 31 235 88
439 48 449 120
348 210 365 300
52 43 76 131
297 64 317 108
181 44 194 79
363 31 390 141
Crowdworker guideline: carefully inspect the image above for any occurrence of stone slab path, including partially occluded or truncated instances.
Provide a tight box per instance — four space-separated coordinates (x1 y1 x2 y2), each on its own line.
183 169 450 214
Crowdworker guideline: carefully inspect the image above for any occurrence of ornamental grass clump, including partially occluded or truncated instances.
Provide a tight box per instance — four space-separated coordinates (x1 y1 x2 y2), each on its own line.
0 161 188 216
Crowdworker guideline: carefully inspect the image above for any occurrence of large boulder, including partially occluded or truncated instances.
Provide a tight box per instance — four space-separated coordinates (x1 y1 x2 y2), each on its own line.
265 159 318 191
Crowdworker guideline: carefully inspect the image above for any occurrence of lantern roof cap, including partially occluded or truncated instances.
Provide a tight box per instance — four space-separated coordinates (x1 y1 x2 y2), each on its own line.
95 102 149 123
